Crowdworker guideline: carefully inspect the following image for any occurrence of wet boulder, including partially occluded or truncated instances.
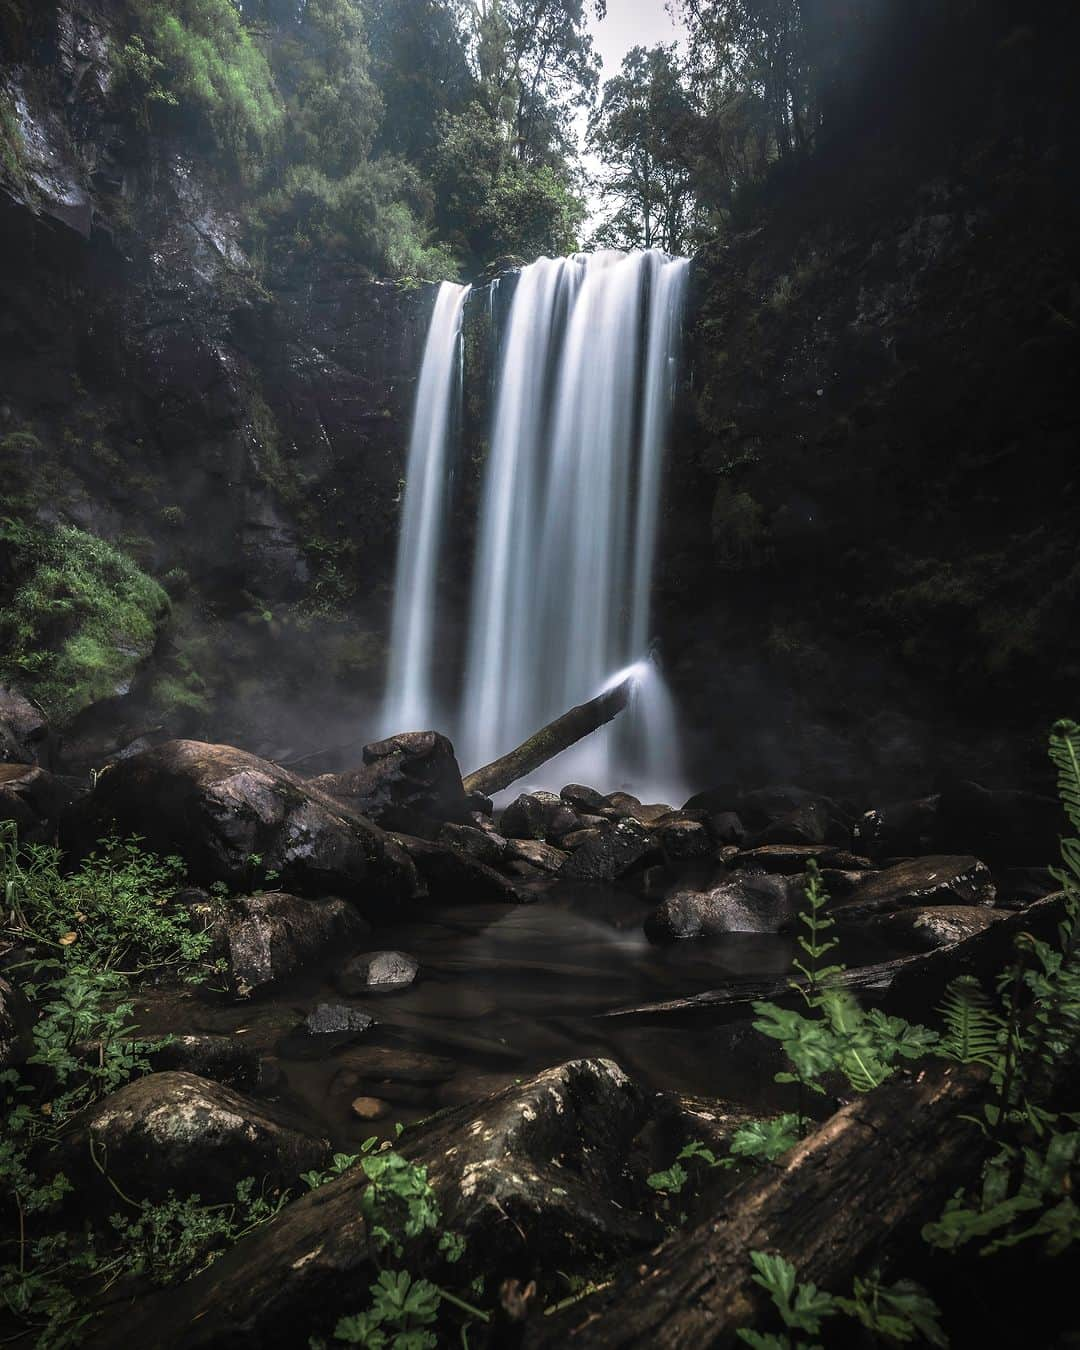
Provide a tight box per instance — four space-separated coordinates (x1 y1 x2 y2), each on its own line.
853 795 941 860
732 843 845 874
504 838 569 873
645 870 803 941
559 817 660 882
62 740 421 917
148 1035 262 1091
437 821 508 866
561 783 607 812
860 905 1007 952
0 688 50 765
830 855 995 921
0 763 72 843
751 798 851 849
500 791 579 841
337 949 418 994
392 833 532 903
310 731 470 833
656 817 713 861
71 1071 329 1205
221 892 371 999
707 810 747 846
92 1060 656 1350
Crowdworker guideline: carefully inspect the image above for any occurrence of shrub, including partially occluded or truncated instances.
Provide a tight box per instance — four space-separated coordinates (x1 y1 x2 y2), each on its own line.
0 520 169 724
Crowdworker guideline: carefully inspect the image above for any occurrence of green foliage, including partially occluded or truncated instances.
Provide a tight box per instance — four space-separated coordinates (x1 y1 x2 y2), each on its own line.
937 976 1004 1067
788 859 843 1001
301 1150 363 1192
123 0 282 168
647 1114 801 1196
0 519 168 725
110 1178 288 1285
2 825 210 977
1049 718 1080 892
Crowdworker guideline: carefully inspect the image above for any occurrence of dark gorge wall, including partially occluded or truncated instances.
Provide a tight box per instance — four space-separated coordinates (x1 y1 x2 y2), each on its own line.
0 0 430 766
658 2 1080 800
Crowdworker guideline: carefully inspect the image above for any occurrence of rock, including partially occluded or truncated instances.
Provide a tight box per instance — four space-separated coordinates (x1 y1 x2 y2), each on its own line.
500 791 578 841
561 783 607 812
853 796 941 860
560 827 605 850
0 763 72 844
635 803 675 824
559 818 659 883
62 741 421 918
350 1096 390 1121
706 811 747 845
994 866 1057 909
656 817 713 861
436 821 508 866
0 688 50 765
830 855 995 920
937 780 1062 865
309 731 470 833
751 799 850 849
95 1060 656 1349
682 785 740 815
820 868 878 896
392 833 532 903
304 1003 375 1036
0 975 32 1072
148 1035 261 1090
604 790 643 817
71 1072 328 1205
337 950 418 994
859 905 1007 951
222 892 371 999
735 785 828 832
645 870 803 941
732 843 842 874
504 838 569 873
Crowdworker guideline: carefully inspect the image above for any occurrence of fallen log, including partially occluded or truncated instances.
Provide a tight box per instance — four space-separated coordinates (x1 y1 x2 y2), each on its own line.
462 675 634 798
526 1061 987 1349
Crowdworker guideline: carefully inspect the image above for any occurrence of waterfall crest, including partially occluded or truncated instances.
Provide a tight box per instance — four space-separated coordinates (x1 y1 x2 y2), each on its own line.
384 250 689 801
380 280 470 737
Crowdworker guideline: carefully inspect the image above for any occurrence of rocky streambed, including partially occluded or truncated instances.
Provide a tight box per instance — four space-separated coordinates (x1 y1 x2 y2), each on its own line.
0 689 1068 1347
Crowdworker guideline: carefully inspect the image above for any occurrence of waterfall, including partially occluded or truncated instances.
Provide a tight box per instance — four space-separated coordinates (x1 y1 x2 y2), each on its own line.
380 280 470 737
383 250 689 802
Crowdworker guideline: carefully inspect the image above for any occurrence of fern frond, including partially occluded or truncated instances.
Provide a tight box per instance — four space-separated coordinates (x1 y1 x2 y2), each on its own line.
1050 719 1080 851
937 976 1004 1067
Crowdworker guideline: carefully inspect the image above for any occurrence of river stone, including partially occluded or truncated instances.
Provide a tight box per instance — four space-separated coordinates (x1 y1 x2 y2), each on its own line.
644 870 803 941
92 1060 657 1349
830 855 996 920
0 763 72 844
752 799 850 849
560 827 605 850
350 1096 390 1121
437 821 508 866
71 1071 328 1205
310 731 470 832
505 838 569 872
707 810 748 845
859 905 1007 951
223 892 371 999
304 1003 375 1035
854 795 941 860
148 1034 262 1090
657 817 712 860
500 791 578 841
337 950 419 994
732 843 842 874
559 817 659 882
391 832 531 903
61 740 421 918
0 688 49 765
561 783 607 812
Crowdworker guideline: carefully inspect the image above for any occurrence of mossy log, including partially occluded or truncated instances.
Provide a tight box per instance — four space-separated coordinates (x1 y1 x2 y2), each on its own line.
462 676 633 798
526 1060 988 1349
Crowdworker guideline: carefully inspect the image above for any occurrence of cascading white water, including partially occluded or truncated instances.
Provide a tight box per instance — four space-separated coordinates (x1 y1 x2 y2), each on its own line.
462 249 690 799
382 250 689 801
380 280 470 737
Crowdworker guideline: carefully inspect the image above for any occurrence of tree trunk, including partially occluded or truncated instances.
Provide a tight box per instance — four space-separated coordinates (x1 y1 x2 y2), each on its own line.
525 1061 988 1349
462 675 634 798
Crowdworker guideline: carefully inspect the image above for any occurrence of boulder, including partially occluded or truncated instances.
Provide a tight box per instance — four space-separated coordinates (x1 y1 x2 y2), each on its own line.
221 892 371 999
91 1060 656 1350
561 783 607 812
0 975 32 1072
682 785 740 815
504 838 569 873
706 810 747 846
559 818 660 883
0 688 50 765
436 821 508 866
310 731 470 833
304 1003 375 1036
645 871 803 941
560 827 605 850
853 795 941 860
71 1072 328 1205
859 905 1007 952
751 799 850 849
604 790 643 817
937 780 1061 865
149 1035 262 1091
337 950 418 994
0 763 72 844
830 855 995 921
656 817 713 861
994 866 1057 909
732 843 843 874
392 833 532 903
500 791 579 841
735 785 836 833
62 740 421 917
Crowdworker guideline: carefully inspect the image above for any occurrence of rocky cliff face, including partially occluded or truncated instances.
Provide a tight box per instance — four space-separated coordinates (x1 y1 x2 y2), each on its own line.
0 0 429 766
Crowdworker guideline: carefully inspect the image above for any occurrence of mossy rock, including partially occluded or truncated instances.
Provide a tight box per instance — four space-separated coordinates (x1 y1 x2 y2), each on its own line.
0 521 169 725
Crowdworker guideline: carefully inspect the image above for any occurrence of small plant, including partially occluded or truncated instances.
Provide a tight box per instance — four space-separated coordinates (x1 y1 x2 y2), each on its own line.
647 1116 802 1198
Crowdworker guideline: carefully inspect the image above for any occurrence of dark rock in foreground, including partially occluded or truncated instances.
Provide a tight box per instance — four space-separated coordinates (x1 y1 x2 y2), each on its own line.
149 1035 263 1091
70 1071 328 1206
0 763 72 843
559 818 659 882
304 1003 374 1036
62 740 421 917
392 832 534 903
310 731 470 833
221 892 371 999
645 870 803 941
856 905 1006 951
90 1059 655 1350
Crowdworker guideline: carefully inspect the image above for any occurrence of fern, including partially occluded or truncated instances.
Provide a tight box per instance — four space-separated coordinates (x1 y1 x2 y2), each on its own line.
937 977 1004 1068
1049 719 1080 891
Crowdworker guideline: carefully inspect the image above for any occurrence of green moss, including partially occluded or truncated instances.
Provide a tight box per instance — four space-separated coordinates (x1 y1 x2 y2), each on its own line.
0 521 169 724
0 87 29 192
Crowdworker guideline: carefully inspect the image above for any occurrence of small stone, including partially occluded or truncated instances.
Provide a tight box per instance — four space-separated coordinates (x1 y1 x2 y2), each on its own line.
351 1096 390 1121
304 1003 375 1036
560 783 607 812
337 950 418 995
